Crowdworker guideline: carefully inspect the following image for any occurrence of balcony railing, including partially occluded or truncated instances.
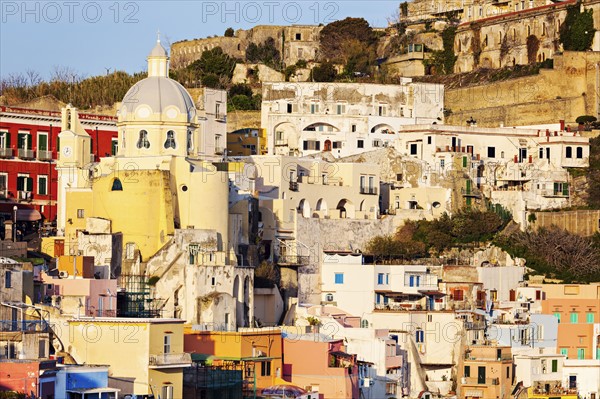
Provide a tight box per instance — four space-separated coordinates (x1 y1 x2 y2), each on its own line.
149 352 192 368
0 147 13 158
276 254 309 266
18 149 35 159
289 181 299 191
0 320 49 332
275 139 288 146
37 150 53 161
461 377 501 386
360 187 378 195
215 147 225 155
539 189 569 197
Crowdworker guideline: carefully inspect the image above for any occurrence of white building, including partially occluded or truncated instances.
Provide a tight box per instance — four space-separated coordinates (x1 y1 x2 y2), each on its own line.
261 81 445 157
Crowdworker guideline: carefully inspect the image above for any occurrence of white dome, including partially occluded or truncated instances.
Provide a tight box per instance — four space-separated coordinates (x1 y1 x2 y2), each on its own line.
120 76 196 122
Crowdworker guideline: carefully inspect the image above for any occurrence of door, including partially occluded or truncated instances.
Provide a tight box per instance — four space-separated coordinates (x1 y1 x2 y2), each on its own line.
54 239 64 257
324 140 332 152
519 148 527 162
477 366 486 384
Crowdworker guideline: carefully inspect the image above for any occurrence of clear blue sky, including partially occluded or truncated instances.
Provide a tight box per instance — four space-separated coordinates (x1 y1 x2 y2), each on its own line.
1 1 399 80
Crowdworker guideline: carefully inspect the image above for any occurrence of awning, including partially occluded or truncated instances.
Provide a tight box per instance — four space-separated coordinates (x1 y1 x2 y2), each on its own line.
16 209 42 221
66 388 120 394
418 290 445 296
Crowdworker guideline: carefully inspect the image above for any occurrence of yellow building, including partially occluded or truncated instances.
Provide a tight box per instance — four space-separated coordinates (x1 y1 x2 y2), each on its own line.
43 38 254 327
227 128 267 156
68 318 191 398
459 345 514 399
183 327 283 394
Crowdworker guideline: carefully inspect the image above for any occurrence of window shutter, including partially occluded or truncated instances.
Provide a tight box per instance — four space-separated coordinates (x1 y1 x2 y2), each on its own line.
27 135 32 150
5 132 10 147
17 177 23 191
316 141 320 150
56 136 60 151
303 141 308 150
562 183 569 196
554 182 559 194
27 177 33 191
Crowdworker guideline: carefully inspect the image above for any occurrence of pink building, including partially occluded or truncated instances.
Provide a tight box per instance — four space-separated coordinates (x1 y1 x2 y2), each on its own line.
282 333 359 399
40 272 118 317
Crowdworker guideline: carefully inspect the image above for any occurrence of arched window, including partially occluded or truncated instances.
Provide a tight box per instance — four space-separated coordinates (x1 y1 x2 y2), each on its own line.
164 130 176 149
137 130 150 149
111 178 123 191
187 130 193 152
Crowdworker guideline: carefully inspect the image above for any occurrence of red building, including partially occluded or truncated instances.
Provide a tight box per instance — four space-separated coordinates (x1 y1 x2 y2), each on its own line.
0 359 56 398
0 106 117 227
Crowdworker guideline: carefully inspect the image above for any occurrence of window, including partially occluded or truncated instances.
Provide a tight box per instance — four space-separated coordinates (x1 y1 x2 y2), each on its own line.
373 140 382 147
464 365 470 377
539 147 544 159
560 348 568 357
453 289 464 301
125 243 135 259
570 312 578 324
410 143 418 155
587 312 595 323
189 244 199 265
37 132 48 152
415 329 424 343
17 132 31 150
357 140 364 148
310 103 319 114
303 140 320 151
0 131 9 149
336 104 346 114
4 271 11 288
161 385 173 399
506 366 510 378
215 103 222 119
0 173 7 198
427 136 432 144
333 141 342 149
77 209 84 219
565 146 574 159
261 361 272 376
351 124 357 132
576 147 583 159
111 178 123 191
378 105 387 116
136 130 150 149
554 312 561 323
163 334 171 353
385 273 389 284
487 147 496 158
295 33 301 40
378 273 384 285
187 130 194 152
287 103 293 113
578 348 585 359
552 359 558 372
111 138 118 155
164 130 176 149
37 175 48 196
440 159 445 168
17 175 33 192
334 273 344 284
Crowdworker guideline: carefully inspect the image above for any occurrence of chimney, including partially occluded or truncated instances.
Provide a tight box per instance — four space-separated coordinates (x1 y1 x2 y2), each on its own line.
559 120 565 131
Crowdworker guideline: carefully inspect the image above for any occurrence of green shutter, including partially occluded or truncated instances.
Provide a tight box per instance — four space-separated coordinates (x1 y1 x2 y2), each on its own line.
27 177 33 192
552 359 558 372
27 134 32 150
466 180 471 194
562 183 569 196
554 182 559 195
16 177 23 191
5 132 10 147
38 134 47 151
463 156 467 168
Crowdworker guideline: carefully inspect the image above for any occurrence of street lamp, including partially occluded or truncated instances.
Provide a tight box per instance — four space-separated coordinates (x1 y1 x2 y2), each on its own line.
12 206 17 242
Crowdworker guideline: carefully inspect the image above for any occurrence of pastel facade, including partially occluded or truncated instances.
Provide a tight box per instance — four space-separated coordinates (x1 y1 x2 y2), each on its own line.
183 327 283 393
458 345 514 399
68 318 190 399
261 81 444 158
48 39 253 327
0 359 56 398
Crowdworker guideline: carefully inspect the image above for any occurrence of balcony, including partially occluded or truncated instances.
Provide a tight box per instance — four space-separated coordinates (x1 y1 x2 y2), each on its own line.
289 181 299 191
276 254 309 266
461 377 501 386
360 187 378 195
18 191 32 201
37 150 53 161
0 320 49 332
149 352 192 368
0 147 13 158
275 139 288 147
215 147 225 155
18 149 35 159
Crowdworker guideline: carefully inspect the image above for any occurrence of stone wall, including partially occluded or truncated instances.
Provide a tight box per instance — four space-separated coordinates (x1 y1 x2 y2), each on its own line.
226 110 261 132
531 209 600 236
446 52 600 127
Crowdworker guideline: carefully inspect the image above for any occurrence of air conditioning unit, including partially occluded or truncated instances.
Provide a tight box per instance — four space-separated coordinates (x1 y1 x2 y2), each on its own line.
58 270 69 279
325 293 334 302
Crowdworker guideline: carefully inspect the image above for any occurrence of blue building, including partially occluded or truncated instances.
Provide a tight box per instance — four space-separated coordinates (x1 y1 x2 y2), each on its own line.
55 365 119 399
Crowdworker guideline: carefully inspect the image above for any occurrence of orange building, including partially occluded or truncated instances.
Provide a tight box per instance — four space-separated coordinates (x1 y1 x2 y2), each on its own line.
458 345 514 399
183 327 283 395
282 333 359 399
535 284 600 360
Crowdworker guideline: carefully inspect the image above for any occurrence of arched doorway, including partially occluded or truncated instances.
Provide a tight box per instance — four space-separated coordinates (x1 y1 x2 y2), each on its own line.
316 198 328 218
324 140 332 151
336 199 355 219
298 199 311 218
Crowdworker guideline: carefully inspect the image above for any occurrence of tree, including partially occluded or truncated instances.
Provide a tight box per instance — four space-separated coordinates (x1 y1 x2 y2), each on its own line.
224 27 235 37
560 5 595 51
229 83 253 98
229 94 254 110
187 47 237 89
245 37 282 70
319 17 378 74
310 62 337 82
